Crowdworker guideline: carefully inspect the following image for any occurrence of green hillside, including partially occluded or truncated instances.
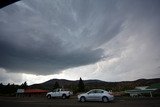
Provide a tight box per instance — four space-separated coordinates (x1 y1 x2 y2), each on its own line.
147 83 160 89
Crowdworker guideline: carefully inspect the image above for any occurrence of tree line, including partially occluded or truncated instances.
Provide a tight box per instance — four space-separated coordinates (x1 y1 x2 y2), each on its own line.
0 82 28 95
0 78 85 95
52 77 85 94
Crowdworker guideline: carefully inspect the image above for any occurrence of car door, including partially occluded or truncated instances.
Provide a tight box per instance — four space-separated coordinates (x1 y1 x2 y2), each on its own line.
86 90 97 101
89 90 102 101
94 90 103 101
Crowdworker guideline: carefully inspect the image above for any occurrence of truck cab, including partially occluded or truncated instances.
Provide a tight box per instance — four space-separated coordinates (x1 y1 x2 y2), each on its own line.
46 88 73 99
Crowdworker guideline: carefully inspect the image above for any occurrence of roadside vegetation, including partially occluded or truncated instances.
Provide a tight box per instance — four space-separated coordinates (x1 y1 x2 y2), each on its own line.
0 78 160 97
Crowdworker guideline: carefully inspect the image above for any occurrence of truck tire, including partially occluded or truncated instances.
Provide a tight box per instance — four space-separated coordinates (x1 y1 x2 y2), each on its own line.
62 94 66 99
47 95 51 99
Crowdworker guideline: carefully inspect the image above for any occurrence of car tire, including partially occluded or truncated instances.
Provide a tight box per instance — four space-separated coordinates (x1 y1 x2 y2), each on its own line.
47 95 51 99
102 96 108 103
62 94 66 99
80 96 86 102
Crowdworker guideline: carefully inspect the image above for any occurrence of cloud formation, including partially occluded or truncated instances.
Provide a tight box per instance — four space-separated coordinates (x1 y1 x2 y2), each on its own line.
0 0 160 83
0 0 124 75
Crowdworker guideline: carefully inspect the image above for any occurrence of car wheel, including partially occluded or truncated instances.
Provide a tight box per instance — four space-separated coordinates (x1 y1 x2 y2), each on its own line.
80 96 86 102
102 96 108 103
62 94 66 99
47 95 51 99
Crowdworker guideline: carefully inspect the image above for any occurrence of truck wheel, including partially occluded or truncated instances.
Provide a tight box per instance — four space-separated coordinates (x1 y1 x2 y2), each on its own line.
47 95 51 99
62 94 66 99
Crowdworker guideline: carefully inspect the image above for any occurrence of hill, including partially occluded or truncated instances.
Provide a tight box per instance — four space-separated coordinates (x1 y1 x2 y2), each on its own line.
29 78 160 92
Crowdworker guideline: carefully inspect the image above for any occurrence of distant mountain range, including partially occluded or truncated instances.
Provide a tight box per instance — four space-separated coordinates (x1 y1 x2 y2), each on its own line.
29 78 160 91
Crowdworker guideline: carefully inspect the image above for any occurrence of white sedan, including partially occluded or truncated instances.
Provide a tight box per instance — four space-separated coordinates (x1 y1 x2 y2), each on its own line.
78 89 114 103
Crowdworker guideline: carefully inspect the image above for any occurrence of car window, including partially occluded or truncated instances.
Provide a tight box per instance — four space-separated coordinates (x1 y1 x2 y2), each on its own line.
95 90 103 93
53 89 57 92
88 90 96 94
88 90 104 94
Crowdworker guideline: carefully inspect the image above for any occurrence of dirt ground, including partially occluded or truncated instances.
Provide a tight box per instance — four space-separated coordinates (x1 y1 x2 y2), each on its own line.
0 96 160 107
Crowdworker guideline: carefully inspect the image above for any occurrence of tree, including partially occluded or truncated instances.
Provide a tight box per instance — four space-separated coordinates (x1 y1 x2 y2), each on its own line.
0 83 4 94
53 81 60 89
78 77 85 92
20 81 28 89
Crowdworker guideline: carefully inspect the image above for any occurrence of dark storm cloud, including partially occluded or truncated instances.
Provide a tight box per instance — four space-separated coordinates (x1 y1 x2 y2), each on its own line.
0 0 159 76
0 0 124 75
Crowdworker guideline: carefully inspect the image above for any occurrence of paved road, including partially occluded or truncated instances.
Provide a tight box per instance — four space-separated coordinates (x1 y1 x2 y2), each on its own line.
0 96 160 107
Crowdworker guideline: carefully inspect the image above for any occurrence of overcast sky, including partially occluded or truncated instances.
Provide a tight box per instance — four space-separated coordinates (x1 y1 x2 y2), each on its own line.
0 0 160 85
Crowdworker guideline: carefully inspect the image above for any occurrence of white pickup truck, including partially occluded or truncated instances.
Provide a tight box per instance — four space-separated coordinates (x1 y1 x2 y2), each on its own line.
46 88 73 99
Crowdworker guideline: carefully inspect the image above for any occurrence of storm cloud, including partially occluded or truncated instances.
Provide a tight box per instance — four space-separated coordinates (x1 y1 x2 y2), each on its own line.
0 0 160 82
0 0 125 75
